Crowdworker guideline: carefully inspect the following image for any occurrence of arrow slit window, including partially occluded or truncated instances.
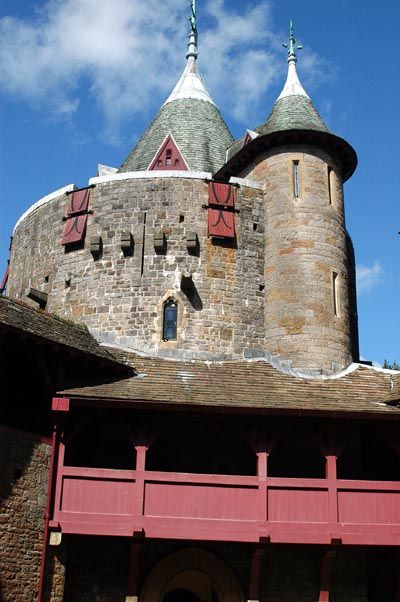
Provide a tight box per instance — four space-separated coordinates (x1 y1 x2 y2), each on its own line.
163 299 178 341
292 160 300 199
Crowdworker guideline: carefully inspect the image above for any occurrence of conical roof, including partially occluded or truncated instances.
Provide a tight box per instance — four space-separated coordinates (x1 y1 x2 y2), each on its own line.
119 26 233 174
257 22 329 136
215 21 357 183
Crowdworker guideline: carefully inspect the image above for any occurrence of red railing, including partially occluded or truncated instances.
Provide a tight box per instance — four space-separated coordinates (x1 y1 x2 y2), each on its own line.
50 466 400 545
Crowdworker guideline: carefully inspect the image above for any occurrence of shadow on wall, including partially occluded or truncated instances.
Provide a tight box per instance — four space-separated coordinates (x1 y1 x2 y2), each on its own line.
0 426 51 601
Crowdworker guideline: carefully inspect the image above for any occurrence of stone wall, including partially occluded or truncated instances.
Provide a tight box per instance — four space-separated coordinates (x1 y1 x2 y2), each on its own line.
0 425 50 601
241 145 355 373
8 167 357 372
8 176 265 361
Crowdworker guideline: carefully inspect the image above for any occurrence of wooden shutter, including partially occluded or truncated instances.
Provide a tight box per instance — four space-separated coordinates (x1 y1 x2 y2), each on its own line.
61 187 92 246
208 182 236 238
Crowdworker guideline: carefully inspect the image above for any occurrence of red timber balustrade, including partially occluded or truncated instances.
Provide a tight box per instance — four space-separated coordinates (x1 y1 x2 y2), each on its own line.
48 400 400 546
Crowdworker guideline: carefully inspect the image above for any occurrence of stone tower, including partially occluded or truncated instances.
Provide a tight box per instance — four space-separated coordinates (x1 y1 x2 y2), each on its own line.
217 21 359 373
7 21 358 375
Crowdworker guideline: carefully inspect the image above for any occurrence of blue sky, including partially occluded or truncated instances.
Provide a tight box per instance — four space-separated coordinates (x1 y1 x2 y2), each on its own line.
0 0 398 365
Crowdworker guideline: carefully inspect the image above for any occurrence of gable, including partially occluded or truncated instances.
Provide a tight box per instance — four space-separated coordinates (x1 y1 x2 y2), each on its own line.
148 134 189 171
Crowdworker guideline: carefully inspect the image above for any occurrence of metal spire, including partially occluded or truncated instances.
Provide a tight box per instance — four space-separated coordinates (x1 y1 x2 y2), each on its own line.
163 0 214 106
277 19 308 100
186 0 198 60
282 19 303 63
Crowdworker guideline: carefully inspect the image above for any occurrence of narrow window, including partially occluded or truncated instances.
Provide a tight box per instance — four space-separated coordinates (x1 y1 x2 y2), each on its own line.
332 271 339 316
166 149 172 166
174 158 180 166
292 160 300 198
327 166 333 204
163 299 177 341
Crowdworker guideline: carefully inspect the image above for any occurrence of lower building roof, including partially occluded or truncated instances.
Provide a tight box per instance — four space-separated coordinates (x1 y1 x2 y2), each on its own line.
59 348 400 418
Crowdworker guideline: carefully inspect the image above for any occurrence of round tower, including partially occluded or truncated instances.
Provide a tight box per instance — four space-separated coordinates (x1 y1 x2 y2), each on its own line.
217 22 359 374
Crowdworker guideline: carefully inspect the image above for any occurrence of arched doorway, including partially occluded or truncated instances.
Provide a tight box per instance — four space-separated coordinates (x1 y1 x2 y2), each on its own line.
141 549 243 602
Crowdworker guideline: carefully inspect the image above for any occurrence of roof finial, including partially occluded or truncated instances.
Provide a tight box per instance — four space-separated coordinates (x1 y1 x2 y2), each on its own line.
277 20 309 100
282 19 303 63
186 0 198 60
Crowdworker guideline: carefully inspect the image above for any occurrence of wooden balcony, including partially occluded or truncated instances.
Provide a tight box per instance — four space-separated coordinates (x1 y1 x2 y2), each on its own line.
50 466 400 545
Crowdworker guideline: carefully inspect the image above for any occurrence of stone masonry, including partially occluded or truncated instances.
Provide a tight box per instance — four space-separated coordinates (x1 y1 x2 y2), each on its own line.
7 165 357 373
0 426 50 601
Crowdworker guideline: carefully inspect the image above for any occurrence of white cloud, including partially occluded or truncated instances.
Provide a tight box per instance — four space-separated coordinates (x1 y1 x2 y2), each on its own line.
356 261 382 293
0 0 326 137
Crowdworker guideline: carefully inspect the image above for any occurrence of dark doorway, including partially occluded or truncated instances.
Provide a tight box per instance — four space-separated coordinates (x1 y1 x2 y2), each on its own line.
164 589 203 602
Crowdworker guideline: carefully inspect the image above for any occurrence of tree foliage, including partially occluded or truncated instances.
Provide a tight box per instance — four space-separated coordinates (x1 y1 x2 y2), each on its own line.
382 359 400 370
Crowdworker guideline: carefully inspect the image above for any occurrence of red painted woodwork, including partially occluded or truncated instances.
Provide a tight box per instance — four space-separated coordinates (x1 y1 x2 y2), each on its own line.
268 487 329 522
50 460 400 545
338 489 400 524
0 263 9 293
208 182 235 207
148 134 188 171
65 188 91 216
208 207 235 238
208 181 236 238
51 397 70 412
144 482 257 520
61 214 88 245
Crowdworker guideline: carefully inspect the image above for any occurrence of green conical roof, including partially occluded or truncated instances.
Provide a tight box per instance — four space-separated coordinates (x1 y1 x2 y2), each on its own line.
257 28 329 136
258 94 329 136
118 27 233 174
118 97 233 173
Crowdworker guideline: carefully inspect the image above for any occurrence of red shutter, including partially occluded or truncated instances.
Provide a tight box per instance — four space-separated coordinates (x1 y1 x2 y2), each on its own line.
208 181 234 207
61 214 88 245
65 188 91 216
208 208 235 238
208 182 236 238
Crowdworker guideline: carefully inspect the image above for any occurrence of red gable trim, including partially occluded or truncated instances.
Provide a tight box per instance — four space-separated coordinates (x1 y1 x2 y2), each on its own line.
148 133 189 171
242 129 259 148
61 214 88 245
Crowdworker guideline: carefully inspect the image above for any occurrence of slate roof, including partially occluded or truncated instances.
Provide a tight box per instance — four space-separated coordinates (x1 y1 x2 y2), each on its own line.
59 349 400 418
119 98 233 174
257 94 329 136
0 296 126 369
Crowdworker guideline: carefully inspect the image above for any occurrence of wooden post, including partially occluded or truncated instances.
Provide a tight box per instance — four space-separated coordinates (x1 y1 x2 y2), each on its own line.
134 445 147 518
126 541 141 602
257 451 268 526
248 546 265 601
318 550 335 602
326 425 338 525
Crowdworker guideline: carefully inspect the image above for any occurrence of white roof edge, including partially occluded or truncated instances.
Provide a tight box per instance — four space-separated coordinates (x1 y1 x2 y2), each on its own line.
13 184 75 233
89 170 212 185
229 176 262 190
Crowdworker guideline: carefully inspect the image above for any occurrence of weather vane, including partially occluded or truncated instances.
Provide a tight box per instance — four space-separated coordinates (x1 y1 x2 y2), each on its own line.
282 20 303 60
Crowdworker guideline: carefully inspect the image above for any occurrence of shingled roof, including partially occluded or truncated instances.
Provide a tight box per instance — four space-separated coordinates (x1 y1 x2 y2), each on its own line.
0 296 126 369
119 28 233 174
118 98 233 174
215 26 357 183
59 349 400 418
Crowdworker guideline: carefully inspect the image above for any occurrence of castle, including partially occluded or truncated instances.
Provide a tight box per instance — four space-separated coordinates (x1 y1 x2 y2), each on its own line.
0 8 399 602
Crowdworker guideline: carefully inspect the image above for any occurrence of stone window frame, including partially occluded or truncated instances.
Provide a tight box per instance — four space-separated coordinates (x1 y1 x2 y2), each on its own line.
332 269 340 317
288 154 303 201
157 290 187 348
